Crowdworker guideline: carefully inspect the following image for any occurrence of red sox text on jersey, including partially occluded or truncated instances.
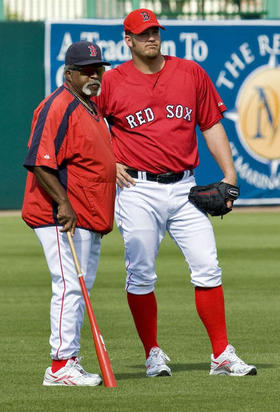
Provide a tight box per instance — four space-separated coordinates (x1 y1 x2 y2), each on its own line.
125 105 193 129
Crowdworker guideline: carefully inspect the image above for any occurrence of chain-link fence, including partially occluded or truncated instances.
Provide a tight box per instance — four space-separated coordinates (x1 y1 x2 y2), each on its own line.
1 0 268 20
130 0 267 19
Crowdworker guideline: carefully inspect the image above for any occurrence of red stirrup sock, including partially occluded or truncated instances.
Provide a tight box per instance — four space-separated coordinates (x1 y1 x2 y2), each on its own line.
51 357 76 373
127 291 159 359
195 285 228 359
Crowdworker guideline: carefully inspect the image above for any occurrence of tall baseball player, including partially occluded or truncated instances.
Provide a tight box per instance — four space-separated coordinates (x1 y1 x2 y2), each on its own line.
22 41 116 386
94 9 257 377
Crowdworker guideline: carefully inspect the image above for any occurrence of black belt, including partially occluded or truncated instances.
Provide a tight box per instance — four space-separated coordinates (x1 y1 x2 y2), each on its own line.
126 169 192 184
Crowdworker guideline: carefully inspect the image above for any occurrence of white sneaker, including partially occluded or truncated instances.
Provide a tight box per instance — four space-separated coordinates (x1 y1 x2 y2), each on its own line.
210 344 257 376
42 358 102 386
145 347 171 377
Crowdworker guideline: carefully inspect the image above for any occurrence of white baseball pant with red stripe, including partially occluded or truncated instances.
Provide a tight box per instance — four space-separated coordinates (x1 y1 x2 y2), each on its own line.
115 171 222 294
34 226 101 360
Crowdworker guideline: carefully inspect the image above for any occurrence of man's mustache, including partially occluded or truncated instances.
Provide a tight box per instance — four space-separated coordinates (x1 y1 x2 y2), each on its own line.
87 80 101 87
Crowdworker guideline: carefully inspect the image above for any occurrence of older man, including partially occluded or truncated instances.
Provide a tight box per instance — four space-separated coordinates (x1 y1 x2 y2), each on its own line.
22 41 116 386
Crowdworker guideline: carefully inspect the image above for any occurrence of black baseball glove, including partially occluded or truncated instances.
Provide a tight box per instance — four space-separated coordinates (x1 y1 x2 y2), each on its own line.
188 182 240 217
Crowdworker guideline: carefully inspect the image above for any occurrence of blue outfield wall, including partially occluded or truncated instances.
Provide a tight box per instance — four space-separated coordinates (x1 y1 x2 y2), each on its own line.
46 19 280 206
1 20 279 210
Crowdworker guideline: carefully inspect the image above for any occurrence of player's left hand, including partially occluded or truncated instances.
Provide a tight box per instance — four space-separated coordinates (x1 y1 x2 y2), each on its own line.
57 200 77 236
116 163 136 188
221 177 237 209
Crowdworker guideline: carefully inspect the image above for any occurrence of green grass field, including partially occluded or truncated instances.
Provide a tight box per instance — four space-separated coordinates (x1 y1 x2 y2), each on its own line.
0 211 279 411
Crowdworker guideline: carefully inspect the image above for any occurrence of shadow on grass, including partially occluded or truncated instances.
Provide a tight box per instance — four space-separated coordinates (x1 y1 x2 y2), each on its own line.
170 362 274 372
114 362 275 380
114 362 208 380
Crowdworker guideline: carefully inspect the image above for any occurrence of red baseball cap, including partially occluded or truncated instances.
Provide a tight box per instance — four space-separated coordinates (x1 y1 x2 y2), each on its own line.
124 9 165 34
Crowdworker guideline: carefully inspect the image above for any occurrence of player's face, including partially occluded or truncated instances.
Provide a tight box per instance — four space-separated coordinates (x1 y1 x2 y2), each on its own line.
126 27 161 60
66 65 105 98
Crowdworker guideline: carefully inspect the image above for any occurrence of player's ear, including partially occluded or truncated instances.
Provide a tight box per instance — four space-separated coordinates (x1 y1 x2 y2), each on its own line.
124 33 133 48
64 69 72 82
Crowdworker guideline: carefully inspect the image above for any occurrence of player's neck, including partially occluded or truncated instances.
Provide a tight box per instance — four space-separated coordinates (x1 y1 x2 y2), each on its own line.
132 54 165 74
66 82 97 114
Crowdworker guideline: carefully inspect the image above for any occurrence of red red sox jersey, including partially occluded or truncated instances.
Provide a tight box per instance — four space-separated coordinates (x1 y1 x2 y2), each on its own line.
22 84 116 234
95 56 226 174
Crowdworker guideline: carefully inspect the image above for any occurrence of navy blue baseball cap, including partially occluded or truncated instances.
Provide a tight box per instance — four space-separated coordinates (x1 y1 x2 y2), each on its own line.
65 41 111 66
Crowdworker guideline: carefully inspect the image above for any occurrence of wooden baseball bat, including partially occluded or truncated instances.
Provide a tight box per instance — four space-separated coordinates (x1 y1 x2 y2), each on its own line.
67 231 117 388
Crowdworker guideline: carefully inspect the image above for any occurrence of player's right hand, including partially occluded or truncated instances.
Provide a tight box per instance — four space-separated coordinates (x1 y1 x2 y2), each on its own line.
57 200 77 236
116 163 136 188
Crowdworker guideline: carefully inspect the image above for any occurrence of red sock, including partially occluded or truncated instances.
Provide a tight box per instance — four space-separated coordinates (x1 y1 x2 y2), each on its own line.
127 291 159 358
195 285 228 359
51 357 76 373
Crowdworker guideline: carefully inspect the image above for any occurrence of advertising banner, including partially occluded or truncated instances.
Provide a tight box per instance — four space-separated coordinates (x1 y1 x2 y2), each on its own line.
45 19 280 205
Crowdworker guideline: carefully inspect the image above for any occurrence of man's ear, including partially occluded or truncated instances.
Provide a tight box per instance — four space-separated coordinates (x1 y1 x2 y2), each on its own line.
124 34 132 48
65 70 72 82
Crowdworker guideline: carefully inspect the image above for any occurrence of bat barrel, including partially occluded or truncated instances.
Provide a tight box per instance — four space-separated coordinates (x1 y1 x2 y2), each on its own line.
79 275 117 387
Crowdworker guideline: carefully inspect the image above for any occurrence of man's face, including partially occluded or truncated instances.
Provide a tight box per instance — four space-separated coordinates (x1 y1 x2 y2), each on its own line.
65 65 105 97
125 27 161 60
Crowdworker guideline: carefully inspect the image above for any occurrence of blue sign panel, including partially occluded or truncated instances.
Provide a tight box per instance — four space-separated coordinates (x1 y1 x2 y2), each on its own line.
45 20 280 205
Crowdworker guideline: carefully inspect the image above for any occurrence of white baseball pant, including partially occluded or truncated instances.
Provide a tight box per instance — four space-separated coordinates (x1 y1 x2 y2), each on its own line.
34 226 101 360
115 171 222 294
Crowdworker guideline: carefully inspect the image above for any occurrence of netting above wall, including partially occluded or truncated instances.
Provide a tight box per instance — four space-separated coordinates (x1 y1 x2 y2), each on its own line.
3 0 267 21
